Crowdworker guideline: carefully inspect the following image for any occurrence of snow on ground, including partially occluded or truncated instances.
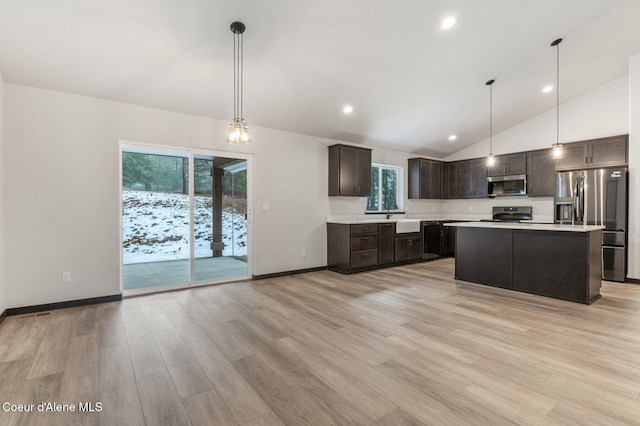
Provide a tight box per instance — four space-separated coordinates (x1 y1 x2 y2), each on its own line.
122 190 247 264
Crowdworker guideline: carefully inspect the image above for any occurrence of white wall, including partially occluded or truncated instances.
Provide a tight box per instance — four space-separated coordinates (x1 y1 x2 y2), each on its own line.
3 84 339 308
0 72 6 314
446 75 629 161
628 54 640 280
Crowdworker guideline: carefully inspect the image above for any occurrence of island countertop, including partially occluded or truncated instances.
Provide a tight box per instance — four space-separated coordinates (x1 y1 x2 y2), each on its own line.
444 221 605 233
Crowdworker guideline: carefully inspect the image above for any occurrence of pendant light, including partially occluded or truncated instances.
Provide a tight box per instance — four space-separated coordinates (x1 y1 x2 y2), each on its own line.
486 79 496 167
551 38 562 159
226 21 251 144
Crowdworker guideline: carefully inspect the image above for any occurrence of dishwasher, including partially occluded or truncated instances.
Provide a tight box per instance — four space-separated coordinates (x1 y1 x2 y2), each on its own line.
422 221 441 260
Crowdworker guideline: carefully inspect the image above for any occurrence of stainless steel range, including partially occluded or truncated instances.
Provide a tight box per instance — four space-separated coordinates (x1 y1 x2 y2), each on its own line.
485 206 532 222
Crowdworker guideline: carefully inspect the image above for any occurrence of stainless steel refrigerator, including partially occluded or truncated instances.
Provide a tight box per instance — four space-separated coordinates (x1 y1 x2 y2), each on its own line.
555 167 628 282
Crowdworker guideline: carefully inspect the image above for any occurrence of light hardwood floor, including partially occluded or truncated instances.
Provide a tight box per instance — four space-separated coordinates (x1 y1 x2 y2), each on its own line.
1 258 640 425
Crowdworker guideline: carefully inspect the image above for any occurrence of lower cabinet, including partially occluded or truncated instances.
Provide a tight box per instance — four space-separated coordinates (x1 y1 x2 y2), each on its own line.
328 222 422 273
395 234 422 262
378 222 396 264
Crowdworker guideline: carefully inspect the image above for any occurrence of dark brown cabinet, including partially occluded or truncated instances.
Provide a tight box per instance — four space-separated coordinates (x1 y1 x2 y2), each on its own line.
454 159 487 198
443 225 456 257
408 158 442 199
441 162 457 199
526 148 556 197
328 221 424 273
556 135 628 170
378 222 396 265
327 223 378 272
395 234 422 262
328 144 372 196
487 152 527 177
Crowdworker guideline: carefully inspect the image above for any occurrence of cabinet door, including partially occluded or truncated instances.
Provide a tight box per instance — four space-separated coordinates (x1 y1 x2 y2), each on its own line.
337 146 357 195
421 160 442 199
407 237 422 260
455 160 471 198
470 158 487 198
487 155 507 177
441 162 456 199
394 238 408 261
354 148 372 196
378 223 395 264
526 149 556 197
488 153 526 176
408 159 442 199
408 159 421 199
506 153 527 175
556 142 588 170
588 136 627 167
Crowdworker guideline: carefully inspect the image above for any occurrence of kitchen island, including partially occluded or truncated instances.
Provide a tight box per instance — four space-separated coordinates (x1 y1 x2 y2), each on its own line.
445 222 604 304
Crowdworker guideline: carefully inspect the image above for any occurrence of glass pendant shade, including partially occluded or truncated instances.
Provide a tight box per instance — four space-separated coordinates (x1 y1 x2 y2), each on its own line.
552 143 563 159
486 154 495 167
226 119 251 144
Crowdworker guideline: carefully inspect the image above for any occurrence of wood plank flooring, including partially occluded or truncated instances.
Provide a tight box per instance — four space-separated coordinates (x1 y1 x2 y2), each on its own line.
1 258 640 425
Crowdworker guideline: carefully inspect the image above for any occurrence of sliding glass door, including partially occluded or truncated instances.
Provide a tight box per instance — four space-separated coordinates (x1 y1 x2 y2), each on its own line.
193 155 248 282
121 144 251 293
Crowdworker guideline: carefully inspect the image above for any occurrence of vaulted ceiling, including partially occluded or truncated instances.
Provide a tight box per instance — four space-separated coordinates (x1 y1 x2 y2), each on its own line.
1 0 639 157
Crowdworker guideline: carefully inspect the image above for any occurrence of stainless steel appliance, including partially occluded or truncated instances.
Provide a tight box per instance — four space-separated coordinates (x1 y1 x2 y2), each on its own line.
422 221 441 260
487 174 527 197
486 206 532 222
555 167 628 282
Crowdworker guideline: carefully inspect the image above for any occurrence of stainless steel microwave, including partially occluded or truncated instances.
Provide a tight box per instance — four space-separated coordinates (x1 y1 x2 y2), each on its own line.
487 174 527 197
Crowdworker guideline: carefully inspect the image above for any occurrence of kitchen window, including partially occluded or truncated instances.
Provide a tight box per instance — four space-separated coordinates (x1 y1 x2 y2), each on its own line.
366 164 404 213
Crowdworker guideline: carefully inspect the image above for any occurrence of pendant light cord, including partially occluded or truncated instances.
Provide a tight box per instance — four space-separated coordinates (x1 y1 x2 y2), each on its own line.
556 40 560 146
232 31 244 120
240 32 244 120
233 32 238 120
489 82 493 155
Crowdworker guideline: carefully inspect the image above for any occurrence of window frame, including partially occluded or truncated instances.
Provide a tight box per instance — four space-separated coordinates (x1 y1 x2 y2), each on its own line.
365 163 404 213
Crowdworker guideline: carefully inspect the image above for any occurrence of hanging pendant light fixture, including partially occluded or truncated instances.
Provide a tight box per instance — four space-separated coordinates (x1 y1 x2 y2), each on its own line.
551 38 563 159
226 21 251 144
486 79 496 167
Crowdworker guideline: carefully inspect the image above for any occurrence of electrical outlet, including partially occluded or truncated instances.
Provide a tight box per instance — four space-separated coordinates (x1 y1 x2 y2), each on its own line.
469 205 473 212
302 249 307 257
62 272 71 283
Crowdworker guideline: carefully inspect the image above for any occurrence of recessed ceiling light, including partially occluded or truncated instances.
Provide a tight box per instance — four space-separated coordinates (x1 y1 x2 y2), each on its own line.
343 105 353 114
441 16 457 30
542 85 554 93
448 134 457 141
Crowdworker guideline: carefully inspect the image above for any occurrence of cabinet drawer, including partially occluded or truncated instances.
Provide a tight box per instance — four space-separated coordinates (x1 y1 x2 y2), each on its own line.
351 224 379 234
351 249 378 268
351 234 378 251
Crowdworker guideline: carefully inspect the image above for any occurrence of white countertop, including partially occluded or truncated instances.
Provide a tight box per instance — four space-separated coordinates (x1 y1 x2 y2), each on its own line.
327 218 422 224
444 221 605 233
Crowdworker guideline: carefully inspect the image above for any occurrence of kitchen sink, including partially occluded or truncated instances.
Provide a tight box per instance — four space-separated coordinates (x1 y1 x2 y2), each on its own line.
394 219 421 233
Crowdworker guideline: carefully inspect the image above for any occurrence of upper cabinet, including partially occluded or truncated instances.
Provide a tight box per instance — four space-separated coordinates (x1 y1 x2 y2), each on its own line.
448 159 486 199
328 144 372 196
487 152 527 177
526 148 556 197
408 158 442 199
441 162 457 199
556 135 628 171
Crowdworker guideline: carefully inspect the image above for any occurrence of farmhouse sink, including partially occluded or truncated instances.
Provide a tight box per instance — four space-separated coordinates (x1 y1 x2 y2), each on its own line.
394 219 420 233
